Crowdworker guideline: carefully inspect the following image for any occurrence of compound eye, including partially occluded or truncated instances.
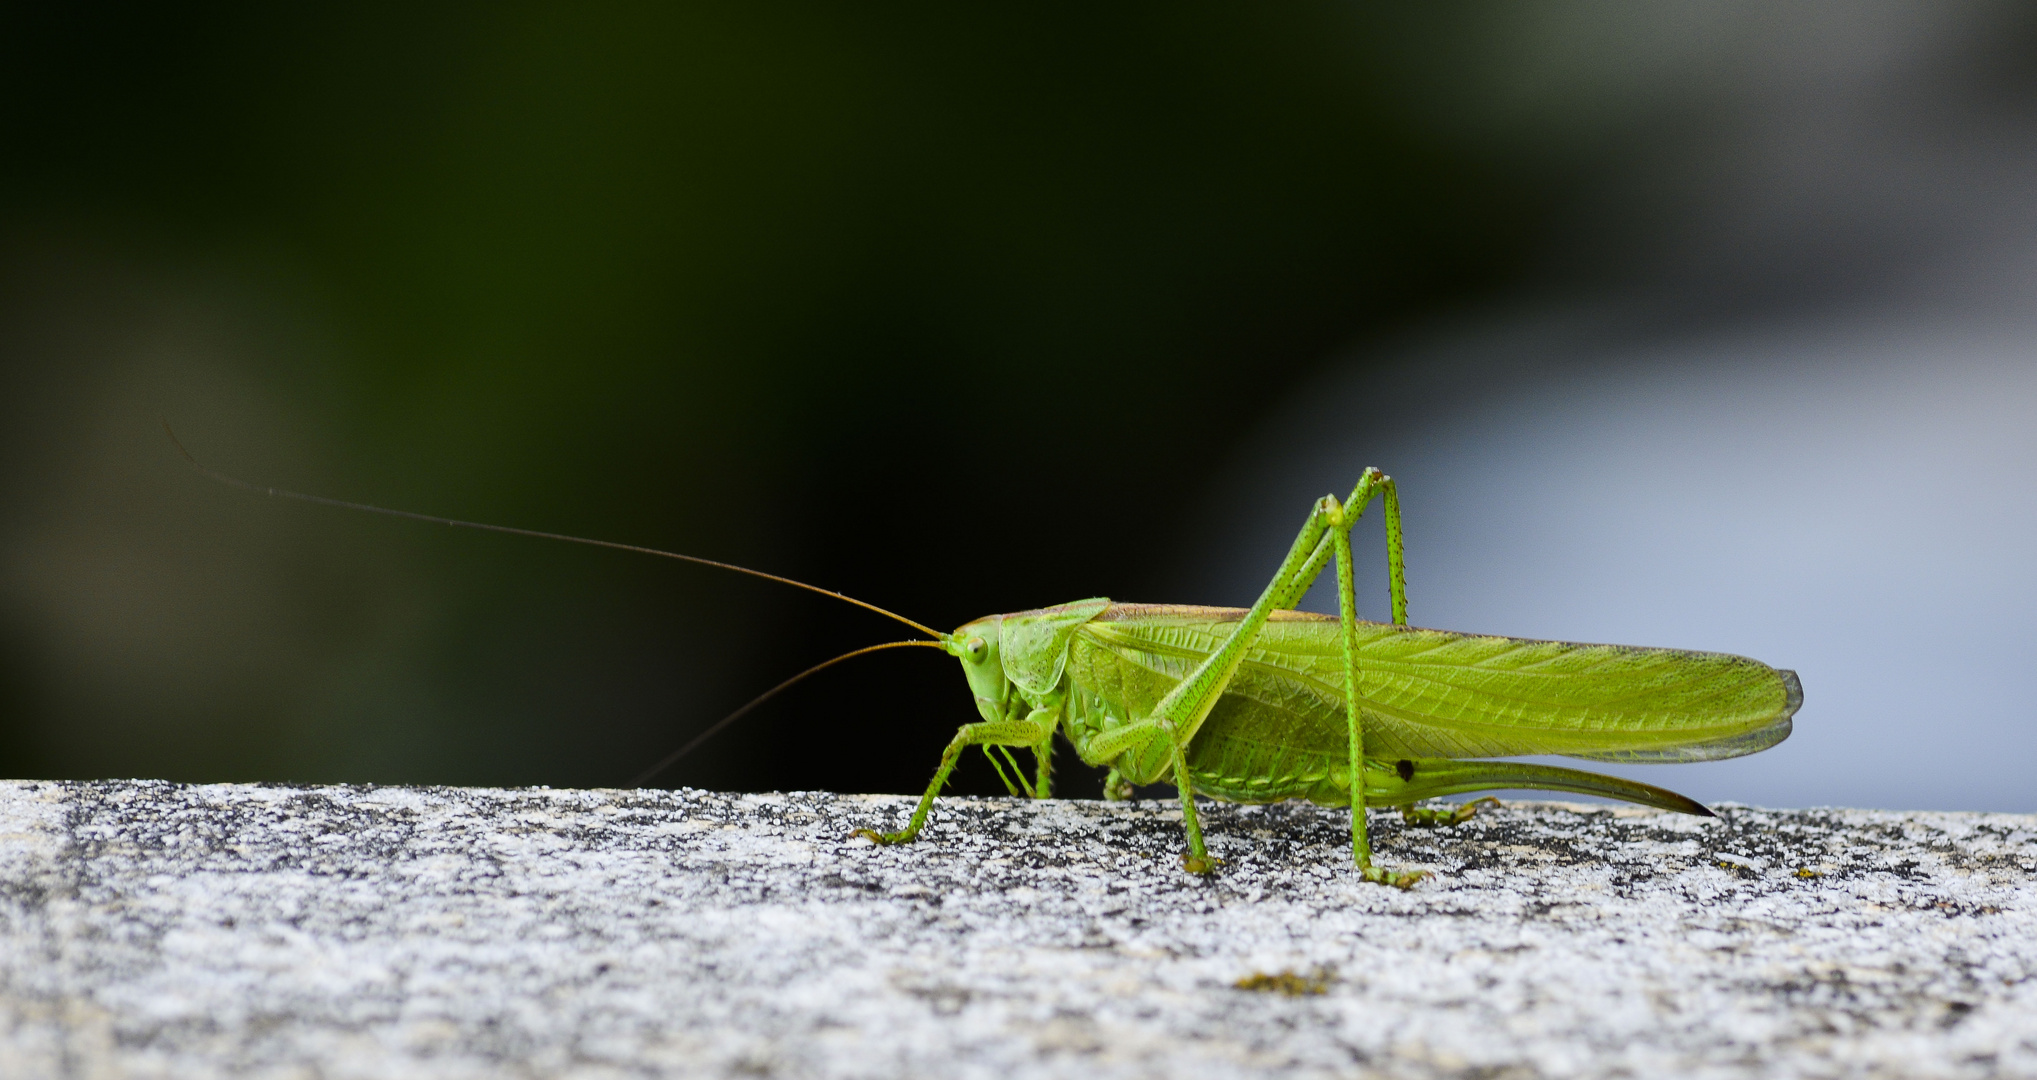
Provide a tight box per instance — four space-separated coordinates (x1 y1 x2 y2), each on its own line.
964 636 988 662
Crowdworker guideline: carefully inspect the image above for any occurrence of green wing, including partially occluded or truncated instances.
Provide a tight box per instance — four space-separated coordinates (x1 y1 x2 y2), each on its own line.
1073 605 1799 762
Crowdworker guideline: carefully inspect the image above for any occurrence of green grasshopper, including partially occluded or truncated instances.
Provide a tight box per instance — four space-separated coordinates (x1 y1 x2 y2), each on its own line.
174 433 1800 888
851 469 1799 887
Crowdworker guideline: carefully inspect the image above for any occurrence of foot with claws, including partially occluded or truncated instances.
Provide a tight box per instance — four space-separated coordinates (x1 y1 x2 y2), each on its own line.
1400 796 1501 828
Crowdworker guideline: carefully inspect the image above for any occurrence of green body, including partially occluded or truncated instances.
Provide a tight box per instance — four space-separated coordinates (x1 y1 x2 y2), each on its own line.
857 468 1803 886
1015 601 1794 806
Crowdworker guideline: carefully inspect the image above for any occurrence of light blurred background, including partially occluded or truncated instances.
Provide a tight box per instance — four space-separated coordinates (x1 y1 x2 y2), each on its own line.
3 3 2032 809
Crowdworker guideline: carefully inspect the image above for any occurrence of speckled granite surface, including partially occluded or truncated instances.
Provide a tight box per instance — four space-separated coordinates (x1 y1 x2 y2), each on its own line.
0 780 2032 1079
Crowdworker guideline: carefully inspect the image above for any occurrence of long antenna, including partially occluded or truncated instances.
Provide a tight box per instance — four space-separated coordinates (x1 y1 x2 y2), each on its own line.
628 639 946 787
165 423 946 641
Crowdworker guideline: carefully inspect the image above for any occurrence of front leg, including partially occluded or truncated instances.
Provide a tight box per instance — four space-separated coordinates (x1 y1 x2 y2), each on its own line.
1031 729 1055 799
852 713 1056 847
978 711 1059 800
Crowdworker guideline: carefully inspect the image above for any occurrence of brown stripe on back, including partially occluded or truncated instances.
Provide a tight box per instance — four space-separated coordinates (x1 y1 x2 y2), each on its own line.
1090 603 1341 624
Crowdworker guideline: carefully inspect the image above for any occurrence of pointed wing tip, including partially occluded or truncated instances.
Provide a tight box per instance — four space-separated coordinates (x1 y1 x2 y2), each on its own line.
1779 668 1804 715
1687 801 1718 818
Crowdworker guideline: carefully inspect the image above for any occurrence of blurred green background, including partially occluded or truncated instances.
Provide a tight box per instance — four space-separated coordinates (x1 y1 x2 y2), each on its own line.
0 3 1906 797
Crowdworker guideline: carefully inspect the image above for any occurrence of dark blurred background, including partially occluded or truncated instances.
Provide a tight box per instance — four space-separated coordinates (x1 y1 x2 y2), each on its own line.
3 3 2033 808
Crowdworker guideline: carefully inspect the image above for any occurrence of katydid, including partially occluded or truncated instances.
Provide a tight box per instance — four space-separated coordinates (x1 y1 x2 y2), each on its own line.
851 468 1798 887
172 432 1801 889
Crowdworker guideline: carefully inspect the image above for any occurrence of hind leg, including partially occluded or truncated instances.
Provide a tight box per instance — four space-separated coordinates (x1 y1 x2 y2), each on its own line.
1400 797 1501 827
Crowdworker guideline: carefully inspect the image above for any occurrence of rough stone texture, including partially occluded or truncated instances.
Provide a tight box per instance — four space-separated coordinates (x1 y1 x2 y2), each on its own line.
0 780 2033 1079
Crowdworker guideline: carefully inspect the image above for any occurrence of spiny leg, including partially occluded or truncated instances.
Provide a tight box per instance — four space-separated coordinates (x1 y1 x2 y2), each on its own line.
1100 470 1411 876
1170 740 1214 874
1081 715 1210 869
1380 476 1407 626
852 713 1055 846
1400 796 1502 827
1234 469 1423 885
1267 468 1408 626
1130 499 1345 871
1330 485 1426 889
981 745 1031 798
1138 474 1394 872
980 724 1055 799
1032 731 1055 799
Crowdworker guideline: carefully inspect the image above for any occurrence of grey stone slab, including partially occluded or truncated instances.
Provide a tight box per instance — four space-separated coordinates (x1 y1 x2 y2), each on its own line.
0 780 2032 1079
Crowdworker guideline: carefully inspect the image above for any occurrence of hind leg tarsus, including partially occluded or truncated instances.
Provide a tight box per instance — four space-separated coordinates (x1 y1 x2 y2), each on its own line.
1400 796 1501 828
1359 864 1430 889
